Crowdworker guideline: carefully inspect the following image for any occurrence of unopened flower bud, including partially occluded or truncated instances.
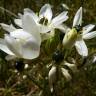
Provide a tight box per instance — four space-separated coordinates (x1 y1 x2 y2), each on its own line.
63 28 77 48
45 31 60 54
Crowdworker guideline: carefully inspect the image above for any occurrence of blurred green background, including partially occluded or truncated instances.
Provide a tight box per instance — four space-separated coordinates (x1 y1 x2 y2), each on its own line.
0 0 96 96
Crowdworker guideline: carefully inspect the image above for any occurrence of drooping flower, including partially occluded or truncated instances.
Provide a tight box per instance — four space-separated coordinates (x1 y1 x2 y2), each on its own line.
48 60 78 92
63 7 96 57
48 49 78 92
0 13 41 60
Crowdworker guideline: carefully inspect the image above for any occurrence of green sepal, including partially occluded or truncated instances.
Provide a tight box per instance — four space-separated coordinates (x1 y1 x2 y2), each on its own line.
45 30 60 55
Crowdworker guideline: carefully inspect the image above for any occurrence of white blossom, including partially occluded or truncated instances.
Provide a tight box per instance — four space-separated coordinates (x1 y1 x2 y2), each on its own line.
0 13 41 60
14 4 68 40
63 7 96 57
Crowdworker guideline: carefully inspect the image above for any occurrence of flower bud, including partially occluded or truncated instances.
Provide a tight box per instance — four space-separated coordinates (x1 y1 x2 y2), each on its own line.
48 66 56 92
63 28 77 48
45 31 60 55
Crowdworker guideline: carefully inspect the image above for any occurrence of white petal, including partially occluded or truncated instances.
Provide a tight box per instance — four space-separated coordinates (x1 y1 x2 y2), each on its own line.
56 24 71 33
10 29 41 59
12 30 40 47
22 38 40 59
83 31 96 39
18 13 23 18
51 11 68 27
64 62 78 73
73 7 82 27
75 39 88 56
61 68 72 81
0 23 16 32
5 55 16 61
24 8 39 22
82 24 95 35
39 4 52 23
48 66 56 92
38 24 51 33
22 13 41 44
0 38 14 55
4 35 22 57
5 30 40 59
14 19 22 27
10 29 34 42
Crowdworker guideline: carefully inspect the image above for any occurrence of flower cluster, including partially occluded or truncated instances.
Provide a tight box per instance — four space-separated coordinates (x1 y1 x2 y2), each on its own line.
0 3 96 93
0 4 69 60
0 4 96 60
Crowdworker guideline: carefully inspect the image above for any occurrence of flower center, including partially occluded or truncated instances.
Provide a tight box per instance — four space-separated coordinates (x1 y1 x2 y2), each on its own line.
39 17 48 26
74 25 82 33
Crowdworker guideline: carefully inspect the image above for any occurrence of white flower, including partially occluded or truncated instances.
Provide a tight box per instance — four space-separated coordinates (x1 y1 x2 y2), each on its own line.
14 4 68 40
63 7 96 57
0 13 41 60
